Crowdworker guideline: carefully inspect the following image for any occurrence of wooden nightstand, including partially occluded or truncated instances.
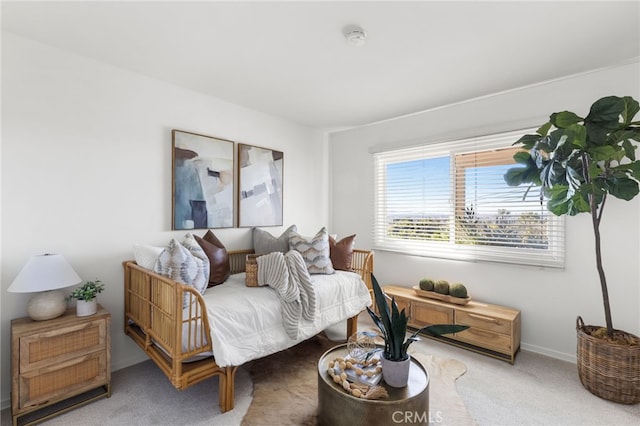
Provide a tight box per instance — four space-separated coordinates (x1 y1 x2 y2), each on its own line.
11 306 111 426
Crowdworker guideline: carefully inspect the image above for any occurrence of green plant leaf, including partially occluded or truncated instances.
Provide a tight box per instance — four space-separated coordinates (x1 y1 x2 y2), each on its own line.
503 167 528 186
513 151 531 165
546 186 570 216
537 121 552 137
607 177 639 201
550 111 582 128
627 161 640 179
566 124 587 149
514 133 543 149
586 96 624 130
622 139 637 162
420 324 470 337
589 145 617 161
621 96 640 124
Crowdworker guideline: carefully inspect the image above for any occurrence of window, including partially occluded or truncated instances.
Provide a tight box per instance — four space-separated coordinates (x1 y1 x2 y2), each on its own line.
373 130 564 268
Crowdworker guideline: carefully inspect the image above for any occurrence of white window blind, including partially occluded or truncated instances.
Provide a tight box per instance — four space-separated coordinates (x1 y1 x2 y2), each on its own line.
373 129 565 268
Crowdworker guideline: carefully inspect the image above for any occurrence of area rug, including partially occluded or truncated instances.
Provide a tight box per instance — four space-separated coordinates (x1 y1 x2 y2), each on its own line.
241 334 475 425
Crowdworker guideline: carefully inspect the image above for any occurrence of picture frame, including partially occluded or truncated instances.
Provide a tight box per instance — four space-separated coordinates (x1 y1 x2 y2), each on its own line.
238 143 284 227
172 130 234 230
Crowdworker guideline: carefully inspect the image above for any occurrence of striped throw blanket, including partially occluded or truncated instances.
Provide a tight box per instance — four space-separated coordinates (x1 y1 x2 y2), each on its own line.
257 250 317 339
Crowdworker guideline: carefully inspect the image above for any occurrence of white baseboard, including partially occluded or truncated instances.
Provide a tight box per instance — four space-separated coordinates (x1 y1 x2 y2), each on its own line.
521 342 576 363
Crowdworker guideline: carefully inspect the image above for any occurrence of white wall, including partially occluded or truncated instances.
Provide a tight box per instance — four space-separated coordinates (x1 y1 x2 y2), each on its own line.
0 33 329 408
329 61 640 362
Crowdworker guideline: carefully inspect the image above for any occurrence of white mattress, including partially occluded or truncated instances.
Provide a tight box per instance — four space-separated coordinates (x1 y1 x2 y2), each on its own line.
200 271 372 367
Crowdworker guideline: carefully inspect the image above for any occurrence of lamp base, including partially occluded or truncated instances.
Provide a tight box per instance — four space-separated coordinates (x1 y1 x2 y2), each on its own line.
27 290 68 321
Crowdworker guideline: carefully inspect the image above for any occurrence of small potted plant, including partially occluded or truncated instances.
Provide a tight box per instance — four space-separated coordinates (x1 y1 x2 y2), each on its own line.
367 274 467 387
69 280 105 317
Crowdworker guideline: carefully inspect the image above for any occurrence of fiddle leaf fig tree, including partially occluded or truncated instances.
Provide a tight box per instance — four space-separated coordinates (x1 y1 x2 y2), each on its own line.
504 96 640 338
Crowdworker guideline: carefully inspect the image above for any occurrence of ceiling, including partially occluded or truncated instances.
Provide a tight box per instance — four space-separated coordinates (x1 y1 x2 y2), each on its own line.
2 1 639 130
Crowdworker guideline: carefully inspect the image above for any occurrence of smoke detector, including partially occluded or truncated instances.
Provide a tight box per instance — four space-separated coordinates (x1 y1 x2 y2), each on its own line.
343 25 367 47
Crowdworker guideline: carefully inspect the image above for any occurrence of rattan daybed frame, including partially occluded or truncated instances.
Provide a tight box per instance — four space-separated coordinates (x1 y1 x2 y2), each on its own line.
123 249 373 412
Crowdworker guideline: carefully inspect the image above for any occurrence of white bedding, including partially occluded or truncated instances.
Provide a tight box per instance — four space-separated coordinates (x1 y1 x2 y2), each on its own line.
200 270 371 367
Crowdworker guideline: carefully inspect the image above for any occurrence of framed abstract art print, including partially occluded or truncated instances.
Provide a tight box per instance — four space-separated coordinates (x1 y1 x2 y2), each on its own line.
172 130 234 230
237 143 284 227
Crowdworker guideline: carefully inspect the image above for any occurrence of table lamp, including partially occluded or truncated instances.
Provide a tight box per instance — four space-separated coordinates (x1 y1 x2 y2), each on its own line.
7 253 82 321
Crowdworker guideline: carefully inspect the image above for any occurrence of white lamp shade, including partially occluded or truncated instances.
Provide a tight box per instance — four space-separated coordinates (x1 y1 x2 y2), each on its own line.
8 254 82 293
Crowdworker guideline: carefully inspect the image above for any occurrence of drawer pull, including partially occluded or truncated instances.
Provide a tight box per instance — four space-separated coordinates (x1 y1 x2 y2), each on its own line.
467 328 496 338
467 313 500 324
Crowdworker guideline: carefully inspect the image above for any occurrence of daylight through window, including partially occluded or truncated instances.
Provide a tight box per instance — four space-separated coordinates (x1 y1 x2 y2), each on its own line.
373 129 565 268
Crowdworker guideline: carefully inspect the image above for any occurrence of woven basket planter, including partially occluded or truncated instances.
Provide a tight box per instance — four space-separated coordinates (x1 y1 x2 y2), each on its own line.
576 316 640 404
245 254 260 287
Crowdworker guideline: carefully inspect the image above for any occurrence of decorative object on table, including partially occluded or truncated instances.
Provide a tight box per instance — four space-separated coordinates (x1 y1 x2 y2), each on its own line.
326 355 387 399
504 95 640 404
418 277 435 291
7 253 82 321
238 143 284 227
172 129 234 230
346 331 377 363
69 280 105 317
413 278 471 305
367 274 468 387
342 353 383 386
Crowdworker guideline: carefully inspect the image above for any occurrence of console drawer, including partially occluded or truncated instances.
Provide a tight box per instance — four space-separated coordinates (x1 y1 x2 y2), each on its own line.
454 327 512 354
412 302 454 326
456 310 511 334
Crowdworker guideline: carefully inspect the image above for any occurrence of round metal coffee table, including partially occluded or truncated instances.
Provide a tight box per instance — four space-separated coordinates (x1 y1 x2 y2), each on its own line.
317 344 429 426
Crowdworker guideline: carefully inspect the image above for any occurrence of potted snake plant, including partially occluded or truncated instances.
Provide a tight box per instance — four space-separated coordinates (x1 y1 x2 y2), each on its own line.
504 95 640 403
367 274 467 387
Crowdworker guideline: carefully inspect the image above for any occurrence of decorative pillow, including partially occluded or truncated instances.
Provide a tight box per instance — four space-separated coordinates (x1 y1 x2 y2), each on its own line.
288 227 335 275
181 233 210 293
329 234 356 271
195 230 231 286
153 238 208 307
253 224 297 255
133 244 164 270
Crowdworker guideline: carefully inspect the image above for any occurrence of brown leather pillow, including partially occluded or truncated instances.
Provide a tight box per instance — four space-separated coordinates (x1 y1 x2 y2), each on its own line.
329 234 356 271
195 231 230 286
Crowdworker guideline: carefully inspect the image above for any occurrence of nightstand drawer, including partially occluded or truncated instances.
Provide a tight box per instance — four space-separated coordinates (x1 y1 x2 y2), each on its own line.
20 319 107 373
456 310 511 334
18 351 108 409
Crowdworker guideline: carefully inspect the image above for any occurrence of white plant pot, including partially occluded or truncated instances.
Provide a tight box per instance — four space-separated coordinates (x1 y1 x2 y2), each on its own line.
381 355 411 388
76 299 97 317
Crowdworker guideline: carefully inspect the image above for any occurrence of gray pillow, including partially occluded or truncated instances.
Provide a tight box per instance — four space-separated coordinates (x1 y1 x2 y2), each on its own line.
253 225 297 255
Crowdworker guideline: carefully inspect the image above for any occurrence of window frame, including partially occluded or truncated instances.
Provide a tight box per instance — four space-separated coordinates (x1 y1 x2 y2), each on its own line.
373 129 565 268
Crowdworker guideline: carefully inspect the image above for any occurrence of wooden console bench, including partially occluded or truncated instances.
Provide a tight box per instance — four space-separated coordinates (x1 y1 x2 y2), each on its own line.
383 285 521 363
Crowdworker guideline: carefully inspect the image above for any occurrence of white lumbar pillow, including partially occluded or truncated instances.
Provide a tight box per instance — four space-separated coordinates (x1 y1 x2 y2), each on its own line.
133 244 164 270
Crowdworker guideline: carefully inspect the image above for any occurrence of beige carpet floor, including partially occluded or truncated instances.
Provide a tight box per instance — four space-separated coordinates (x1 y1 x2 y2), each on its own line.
1 314 638 425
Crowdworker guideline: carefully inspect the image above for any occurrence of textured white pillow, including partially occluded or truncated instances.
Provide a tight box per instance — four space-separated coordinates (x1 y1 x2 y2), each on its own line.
288 227 335 275
181 233 210 294
133 244 164 270
153 238 208 306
